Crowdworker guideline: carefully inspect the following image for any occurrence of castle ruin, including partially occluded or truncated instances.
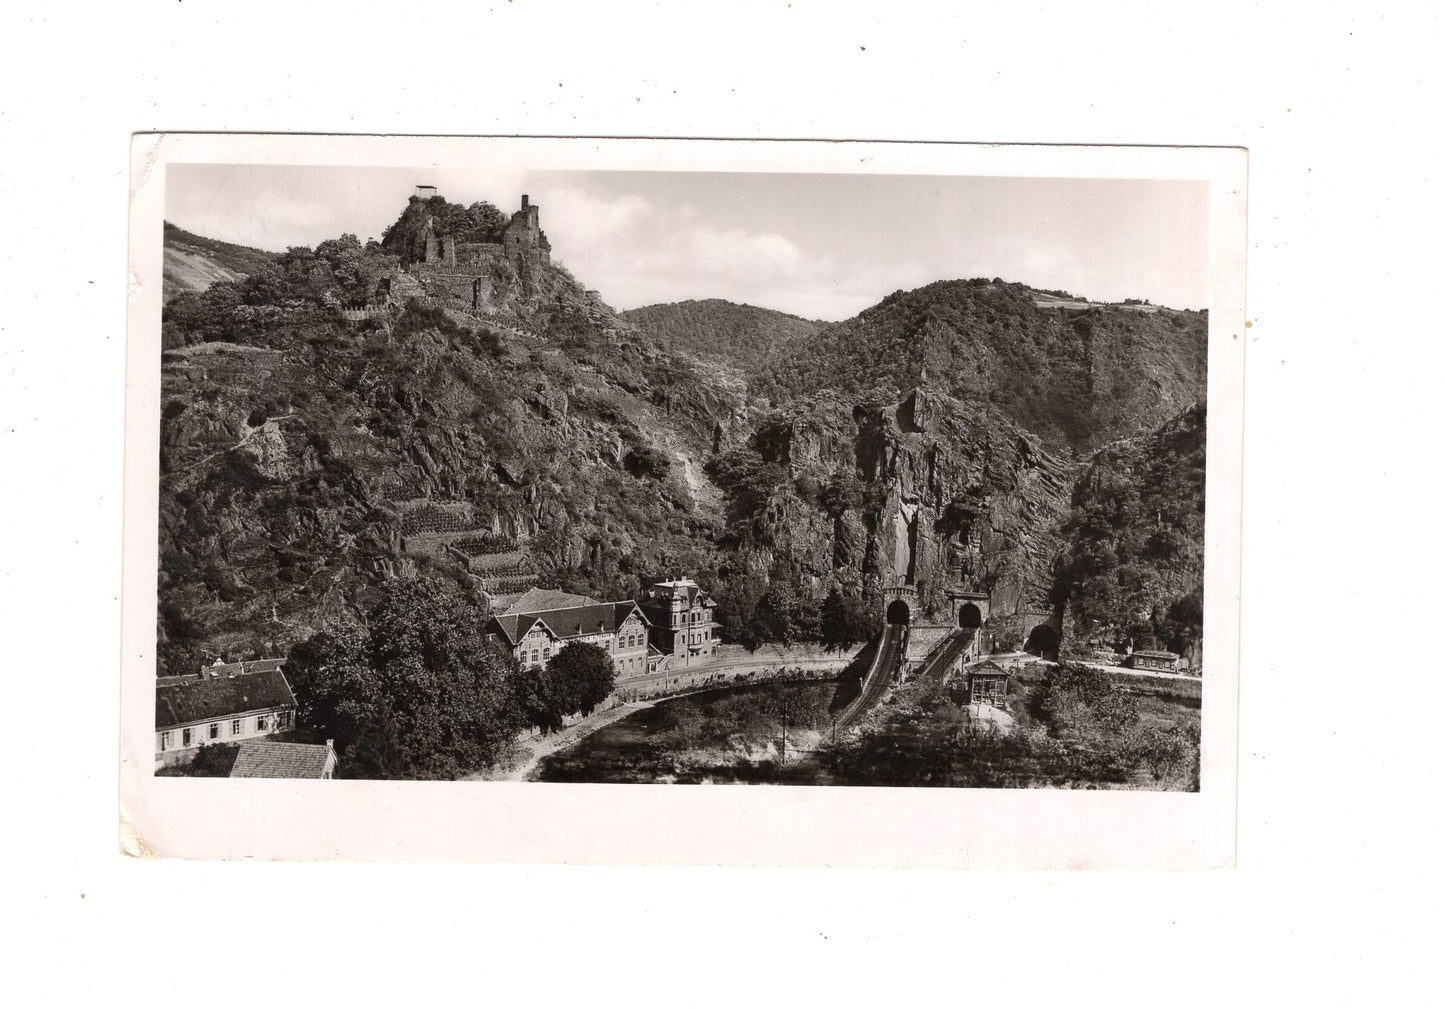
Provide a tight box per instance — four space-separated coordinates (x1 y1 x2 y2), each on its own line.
407 193 551 311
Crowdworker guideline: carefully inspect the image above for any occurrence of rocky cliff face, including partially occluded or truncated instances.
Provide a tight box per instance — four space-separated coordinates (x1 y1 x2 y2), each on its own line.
753 279 1207 455
156 239 748 672
714 388 1073 630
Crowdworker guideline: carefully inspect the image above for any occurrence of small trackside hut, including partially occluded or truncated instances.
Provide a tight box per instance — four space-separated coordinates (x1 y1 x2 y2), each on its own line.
966 660 1010 707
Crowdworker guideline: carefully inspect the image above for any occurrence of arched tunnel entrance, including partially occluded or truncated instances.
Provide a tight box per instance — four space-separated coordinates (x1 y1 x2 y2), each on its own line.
958 603 983 629
886 599 911 625
1024 624 1060 659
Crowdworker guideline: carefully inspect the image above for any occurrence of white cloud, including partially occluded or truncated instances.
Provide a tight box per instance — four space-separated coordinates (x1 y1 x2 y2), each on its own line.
544 189 878 318
542 188 653 248
171 189 340 252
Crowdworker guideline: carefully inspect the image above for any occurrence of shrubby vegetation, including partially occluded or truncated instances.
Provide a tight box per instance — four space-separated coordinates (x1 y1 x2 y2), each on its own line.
381 195 509 264
155 742 240 777
280 579 629 777
284 579 526 779
1059 404 1205 654
824 661 1198 789
517 642 617 735
534 680 840 784
537 662 1197 789
702 409 879 651
751 279 1207 454
620 299 823 375
164 223 278 277
162 234 399 349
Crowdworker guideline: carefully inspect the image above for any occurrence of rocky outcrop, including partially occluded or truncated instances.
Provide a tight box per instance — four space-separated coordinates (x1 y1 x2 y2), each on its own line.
753 279 1207 454
155 250 740 670
731 386 1075 626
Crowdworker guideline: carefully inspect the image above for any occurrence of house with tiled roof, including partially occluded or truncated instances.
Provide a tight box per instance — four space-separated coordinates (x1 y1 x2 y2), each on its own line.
157 657 286 687
230 740 338 779
485 586 652 677
639 578 720 668
155 665 297 768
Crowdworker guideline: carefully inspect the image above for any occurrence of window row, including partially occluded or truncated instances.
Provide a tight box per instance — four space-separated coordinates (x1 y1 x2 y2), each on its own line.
158 710 292 751
522 633 651 669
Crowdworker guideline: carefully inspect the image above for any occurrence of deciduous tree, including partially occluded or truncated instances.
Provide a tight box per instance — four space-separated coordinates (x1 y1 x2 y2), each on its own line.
285 579 525 779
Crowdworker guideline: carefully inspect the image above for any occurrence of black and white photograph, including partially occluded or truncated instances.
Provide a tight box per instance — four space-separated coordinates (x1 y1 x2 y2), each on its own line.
122 135 1243 864
16 2 1445 1002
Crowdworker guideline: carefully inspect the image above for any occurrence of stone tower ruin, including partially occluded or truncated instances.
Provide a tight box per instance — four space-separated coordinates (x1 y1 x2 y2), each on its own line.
502 194 551 268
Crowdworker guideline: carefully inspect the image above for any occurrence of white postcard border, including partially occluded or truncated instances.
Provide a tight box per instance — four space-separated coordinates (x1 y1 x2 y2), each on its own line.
123 134 1245 867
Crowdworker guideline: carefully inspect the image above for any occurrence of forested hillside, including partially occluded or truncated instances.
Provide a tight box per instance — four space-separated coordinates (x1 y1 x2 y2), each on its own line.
753 279 1206 455
1060 403 1206 661
162 223 278 303
157 219 738 676
621 299 823 374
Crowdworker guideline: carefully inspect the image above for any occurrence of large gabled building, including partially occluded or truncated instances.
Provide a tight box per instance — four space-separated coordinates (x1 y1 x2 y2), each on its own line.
485 586 652 677
155 664 297 767
639 578 719 668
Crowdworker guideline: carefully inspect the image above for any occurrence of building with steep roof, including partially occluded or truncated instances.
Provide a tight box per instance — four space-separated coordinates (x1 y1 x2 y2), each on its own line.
155 665 297 767
639 578 719 668
485 586 652 677
230 740 338 780
157 657 287 687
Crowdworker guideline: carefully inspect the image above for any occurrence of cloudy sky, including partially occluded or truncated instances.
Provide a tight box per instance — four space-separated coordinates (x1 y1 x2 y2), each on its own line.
167 164 1208 321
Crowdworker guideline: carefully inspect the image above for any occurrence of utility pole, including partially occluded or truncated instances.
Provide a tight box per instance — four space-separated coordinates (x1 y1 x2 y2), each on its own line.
779 695 791 766
781 700 788 765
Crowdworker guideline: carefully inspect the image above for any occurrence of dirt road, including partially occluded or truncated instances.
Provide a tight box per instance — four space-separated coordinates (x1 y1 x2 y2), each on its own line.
470 700 655 782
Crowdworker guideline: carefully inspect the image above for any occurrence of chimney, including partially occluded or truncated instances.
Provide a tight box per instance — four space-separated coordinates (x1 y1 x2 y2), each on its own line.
326 739 334 750
521 194 530 210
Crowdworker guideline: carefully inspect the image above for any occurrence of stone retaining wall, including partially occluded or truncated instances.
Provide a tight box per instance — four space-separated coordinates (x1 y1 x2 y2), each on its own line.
612 661 845 703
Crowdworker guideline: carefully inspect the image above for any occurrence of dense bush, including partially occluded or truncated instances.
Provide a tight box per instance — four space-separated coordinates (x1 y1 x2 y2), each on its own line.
823 661 1198 790
518 642 617 734
380 195 509 264
622 442 672 480
285 578 526 779
162 236 399 348
705 444 789 546
155 742 240 777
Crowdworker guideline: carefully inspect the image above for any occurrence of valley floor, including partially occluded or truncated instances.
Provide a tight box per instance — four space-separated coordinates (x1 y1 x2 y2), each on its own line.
469 701 657 782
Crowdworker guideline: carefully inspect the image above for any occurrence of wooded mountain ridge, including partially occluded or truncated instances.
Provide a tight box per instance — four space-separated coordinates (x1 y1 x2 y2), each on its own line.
155 201 1207 678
